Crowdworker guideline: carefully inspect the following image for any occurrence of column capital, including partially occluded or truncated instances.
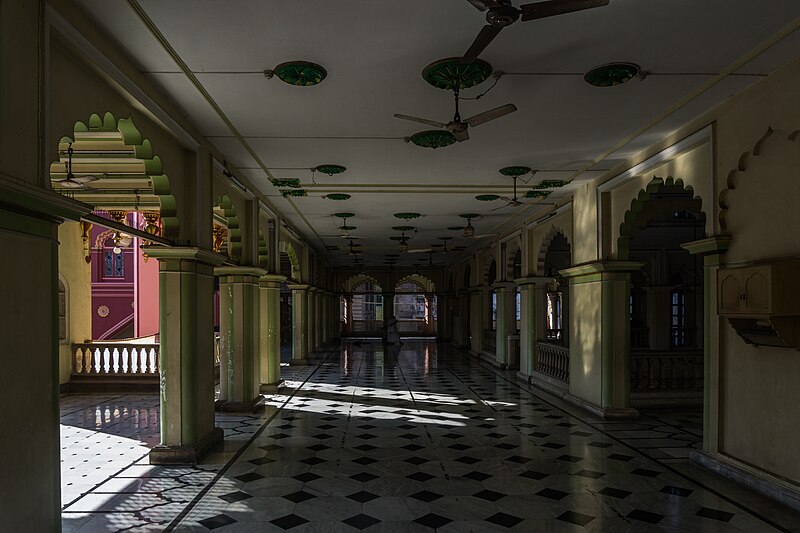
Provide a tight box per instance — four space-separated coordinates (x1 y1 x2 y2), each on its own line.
215 266 267 279
681 235 731 256
559 260 645 280
287 283 310 291
144 246 226 268
259 273 286 286
492 281 516 291
515 276 553 287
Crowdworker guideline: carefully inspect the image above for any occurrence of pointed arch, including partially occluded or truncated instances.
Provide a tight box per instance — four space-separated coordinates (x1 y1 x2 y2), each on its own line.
281 240 301 281
50 112 179 236
214 192 242 262
536 224 572 276
343 274 382 293
617 176 704 260
396 274 435 292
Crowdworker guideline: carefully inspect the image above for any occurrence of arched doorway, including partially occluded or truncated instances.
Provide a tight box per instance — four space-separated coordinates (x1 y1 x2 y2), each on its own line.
395 275 437 338
619 181 706 415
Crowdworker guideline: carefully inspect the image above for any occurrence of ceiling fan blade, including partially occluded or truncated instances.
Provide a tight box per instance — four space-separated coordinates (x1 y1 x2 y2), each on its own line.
465 0 491 11
490 203 511 212
472 233 499 239
408 248 434 253
520 0 609 21
464 103 517 127
461 24 503 64
394 114 447 129
498 196 515 203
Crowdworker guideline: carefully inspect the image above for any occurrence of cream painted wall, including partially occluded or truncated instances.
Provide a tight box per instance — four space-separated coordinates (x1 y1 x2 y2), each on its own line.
57 221 92 385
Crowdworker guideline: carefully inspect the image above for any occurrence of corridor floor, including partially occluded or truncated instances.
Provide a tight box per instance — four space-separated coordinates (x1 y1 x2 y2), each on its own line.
61 341 800 532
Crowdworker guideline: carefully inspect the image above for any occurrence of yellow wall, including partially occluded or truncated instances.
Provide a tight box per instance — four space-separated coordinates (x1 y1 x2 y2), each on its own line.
572 182 598 264
57 222 92 385
568 280 602 405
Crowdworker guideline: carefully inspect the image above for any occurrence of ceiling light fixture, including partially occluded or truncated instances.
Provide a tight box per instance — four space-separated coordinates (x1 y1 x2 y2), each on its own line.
315 164 346 175
584 62 640 87
406 130 457 149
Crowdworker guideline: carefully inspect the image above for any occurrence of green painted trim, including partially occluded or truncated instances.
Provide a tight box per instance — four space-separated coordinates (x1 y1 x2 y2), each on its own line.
144 246 225 266
560 261 645 279
682 235 732 256
215 266 267 277
0 175 91 222
0 208 54 239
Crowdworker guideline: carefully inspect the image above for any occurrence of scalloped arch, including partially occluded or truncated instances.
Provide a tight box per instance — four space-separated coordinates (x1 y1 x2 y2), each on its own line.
617 176 704 260
396 274 435 292
282 241 301 281
718 127 800 232
257 230 268 270
536 224 571 276
343 274 382 293
59 112 179 235
504 236 523 280
215 192 242 262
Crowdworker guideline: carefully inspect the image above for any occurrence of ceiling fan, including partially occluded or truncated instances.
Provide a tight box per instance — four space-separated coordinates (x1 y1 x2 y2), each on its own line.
493 173 557 210
323 214 366 239
345 240 364 256
409 237 453 254
395 88 516 142
461 0 611 64
57 144 100 189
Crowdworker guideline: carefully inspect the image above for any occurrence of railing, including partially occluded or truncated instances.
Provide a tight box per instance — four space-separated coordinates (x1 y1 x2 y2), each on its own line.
535 342 570 382
630 350 703 391
352 320 383 335
72 342 159 376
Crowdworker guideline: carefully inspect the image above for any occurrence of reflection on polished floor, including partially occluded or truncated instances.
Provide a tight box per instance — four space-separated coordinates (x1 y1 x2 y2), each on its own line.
61 341 800 532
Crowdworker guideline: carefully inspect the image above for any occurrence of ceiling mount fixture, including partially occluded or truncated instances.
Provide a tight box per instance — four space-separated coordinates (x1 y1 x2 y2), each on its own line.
584 62 640 87
324 193 351 200
397 58 516 145
314 164 346 175
406 130 457 149
266 61 327 86
394 212 422 220
525 190 552 199
531 179 571 189
475 194 500 202
460 0 610 64
282 189 307 198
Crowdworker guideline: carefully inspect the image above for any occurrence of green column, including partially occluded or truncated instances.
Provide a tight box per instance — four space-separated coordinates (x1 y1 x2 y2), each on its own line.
494 282 516 367
288 283 309 364
516 276 552 379
307 287 318 353
560 261 643 419
682 236 730 452
437 293 449 342
146 247 224 464
215 266 265 412
458 289 471 348
258 274 285 393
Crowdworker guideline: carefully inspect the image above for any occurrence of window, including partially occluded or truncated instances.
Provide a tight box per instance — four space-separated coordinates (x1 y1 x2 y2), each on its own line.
515 288 521 331
104 250 125 277
546 291 563 341
671 289 687 347
58 278 67 342
490 290 497 330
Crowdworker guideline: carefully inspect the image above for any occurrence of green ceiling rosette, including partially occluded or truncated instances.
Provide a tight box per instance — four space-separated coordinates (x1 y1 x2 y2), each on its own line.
409 130 456 149
531 179 571 189
584 63 640 87
274 61 327 86
475 194 500 202
315 164 347 175
394 212 422 220
271 178 301 188
499 166 532 177
422 58 492 91
325 193 351 200
525 190 551 199
282 189 307 198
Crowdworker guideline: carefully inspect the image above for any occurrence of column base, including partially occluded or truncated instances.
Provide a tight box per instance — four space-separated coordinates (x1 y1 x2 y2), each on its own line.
260 379 286 394
516 371 531 384
149 427 224 465
215 397 264 413
561 392 639 420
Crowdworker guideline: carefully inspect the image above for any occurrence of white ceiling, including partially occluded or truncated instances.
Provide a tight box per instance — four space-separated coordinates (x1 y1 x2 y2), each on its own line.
73 0 800 266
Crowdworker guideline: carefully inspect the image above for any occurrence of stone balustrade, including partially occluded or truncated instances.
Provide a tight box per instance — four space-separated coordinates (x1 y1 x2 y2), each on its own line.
535 342 570 382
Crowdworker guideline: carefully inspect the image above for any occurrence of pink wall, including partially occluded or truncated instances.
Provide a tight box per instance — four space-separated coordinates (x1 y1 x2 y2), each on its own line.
134 238 159 337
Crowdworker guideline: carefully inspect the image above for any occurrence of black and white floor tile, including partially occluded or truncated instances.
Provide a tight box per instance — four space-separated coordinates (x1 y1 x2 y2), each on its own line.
60 341 800 532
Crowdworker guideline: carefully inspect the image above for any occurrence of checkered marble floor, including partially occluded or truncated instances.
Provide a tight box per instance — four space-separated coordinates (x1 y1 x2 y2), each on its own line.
61 341 800 532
